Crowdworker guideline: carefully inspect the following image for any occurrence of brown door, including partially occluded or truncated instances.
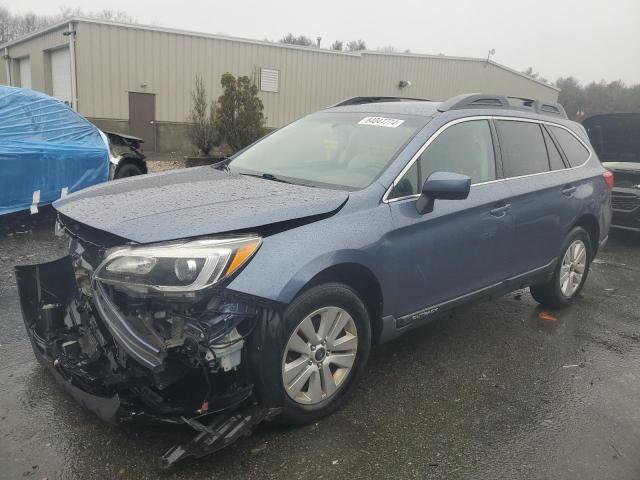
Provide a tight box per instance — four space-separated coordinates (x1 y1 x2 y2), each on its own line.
128 92 156 149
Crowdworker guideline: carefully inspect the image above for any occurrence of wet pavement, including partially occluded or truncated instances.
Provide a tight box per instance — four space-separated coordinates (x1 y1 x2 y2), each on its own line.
1 216 639 480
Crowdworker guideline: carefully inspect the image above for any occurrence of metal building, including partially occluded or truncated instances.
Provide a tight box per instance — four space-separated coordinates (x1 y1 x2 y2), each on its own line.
1 17 559 152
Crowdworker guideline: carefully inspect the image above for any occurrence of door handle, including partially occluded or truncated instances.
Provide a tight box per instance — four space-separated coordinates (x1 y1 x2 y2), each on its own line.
562 184 577 197
490 202 511 217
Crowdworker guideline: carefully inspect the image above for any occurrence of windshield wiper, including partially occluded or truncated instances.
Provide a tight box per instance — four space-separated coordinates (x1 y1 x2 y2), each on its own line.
239 171 292 184
261 173 291 184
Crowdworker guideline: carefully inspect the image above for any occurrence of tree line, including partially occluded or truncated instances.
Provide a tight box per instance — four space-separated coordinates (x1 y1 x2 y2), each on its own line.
556 77 640 121
278 33 412 53
0 6 135 44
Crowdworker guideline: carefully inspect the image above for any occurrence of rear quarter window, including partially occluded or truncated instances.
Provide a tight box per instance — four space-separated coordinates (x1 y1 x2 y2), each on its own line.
548 126 591 167
542 127 566 170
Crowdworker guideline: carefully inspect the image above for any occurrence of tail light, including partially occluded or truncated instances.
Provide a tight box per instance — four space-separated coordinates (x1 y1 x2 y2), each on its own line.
602 170 614 190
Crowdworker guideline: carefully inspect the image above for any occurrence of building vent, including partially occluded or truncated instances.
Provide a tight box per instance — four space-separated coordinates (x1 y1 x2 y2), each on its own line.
260 68 279 93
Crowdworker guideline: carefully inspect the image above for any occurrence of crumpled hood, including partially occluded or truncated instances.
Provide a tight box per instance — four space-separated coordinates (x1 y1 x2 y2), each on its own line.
54 166 348 243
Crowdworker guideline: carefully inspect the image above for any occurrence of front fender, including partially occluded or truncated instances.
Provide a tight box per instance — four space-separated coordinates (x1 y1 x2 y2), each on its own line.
277 249 388 305
226 199 394 312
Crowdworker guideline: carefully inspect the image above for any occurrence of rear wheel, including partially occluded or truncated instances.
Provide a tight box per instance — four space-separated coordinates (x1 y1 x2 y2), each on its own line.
268 283 371 426
530 227 591 308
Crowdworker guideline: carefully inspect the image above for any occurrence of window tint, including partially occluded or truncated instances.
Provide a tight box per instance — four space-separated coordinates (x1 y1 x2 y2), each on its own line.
420 120 496 184
542 127 565 170
389 161 419 199
497 120 549 177
549 126 590 167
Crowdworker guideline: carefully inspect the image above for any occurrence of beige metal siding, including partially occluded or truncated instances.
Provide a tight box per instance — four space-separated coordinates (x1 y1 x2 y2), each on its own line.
2 26 68 94
74 21 558 127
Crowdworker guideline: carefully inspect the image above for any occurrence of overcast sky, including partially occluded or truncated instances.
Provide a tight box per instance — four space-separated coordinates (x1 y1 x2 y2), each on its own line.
5 0 640 85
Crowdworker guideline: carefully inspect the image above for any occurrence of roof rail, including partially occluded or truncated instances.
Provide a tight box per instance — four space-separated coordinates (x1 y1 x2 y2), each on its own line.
437 93 567 119
331 96 430 107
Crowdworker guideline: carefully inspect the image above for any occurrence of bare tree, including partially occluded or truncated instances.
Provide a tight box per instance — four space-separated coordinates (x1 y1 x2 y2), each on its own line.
279 33 314 46
187 75 219 155
346 39 366 51
330 40 343 51
0 6 51 44
93 10 136 23
0 5 136 44
522 67 548 84
376 45 400 53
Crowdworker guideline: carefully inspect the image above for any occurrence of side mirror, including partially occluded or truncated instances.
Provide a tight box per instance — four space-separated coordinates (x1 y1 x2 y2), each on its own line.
416 171 471 214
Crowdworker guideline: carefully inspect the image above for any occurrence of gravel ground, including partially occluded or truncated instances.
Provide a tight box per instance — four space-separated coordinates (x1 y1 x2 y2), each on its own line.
1 215 639 480
146 158 189 173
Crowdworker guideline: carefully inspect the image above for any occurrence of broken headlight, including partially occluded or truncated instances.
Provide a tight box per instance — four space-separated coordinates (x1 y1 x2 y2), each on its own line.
94 236 261 296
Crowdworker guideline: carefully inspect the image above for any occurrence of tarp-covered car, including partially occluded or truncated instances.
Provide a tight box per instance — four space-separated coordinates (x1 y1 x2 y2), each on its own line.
0 86 146 216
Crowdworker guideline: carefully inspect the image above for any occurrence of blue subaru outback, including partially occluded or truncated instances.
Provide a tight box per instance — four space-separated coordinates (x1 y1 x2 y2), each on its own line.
16 94 612 467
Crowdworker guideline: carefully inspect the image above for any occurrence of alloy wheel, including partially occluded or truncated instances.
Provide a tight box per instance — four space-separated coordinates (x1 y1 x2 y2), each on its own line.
282 306 358 405
560 239 587 297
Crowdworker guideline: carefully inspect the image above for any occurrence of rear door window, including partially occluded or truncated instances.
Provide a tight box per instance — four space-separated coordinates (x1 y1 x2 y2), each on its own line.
497 120 550 177
548 126 590 167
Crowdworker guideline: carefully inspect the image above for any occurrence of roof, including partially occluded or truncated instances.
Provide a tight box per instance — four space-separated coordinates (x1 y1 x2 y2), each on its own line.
325 94 571 122
0 17 559 92
326 101 442 117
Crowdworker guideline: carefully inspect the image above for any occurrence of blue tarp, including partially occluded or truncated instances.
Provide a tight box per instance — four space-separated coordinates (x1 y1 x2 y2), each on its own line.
0 86 109 215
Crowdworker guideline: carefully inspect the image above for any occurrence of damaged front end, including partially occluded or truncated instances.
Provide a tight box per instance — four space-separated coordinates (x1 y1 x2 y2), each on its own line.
15 217 281 468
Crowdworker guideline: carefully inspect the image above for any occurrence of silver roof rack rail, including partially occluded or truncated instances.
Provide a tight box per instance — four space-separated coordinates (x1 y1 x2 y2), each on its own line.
331 96 430 107
437 93 567 119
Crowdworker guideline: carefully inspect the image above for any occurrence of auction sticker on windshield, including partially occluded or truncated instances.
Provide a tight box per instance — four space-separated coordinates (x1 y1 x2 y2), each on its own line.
358 117 405 128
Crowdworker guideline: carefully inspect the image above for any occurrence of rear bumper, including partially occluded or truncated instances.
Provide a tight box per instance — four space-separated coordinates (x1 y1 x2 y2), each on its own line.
611 188 640 232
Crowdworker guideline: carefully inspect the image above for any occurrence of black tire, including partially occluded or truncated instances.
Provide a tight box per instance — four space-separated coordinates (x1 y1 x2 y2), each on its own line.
114 162 143 179
530 227 592 309
258 283 371 426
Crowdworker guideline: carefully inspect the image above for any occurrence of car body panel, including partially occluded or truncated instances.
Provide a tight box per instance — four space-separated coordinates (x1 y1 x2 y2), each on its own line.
227 184 394 309
504 164 604 273
602 162 640 232
15 96 613 467
386 181 514 316
53 166 349 243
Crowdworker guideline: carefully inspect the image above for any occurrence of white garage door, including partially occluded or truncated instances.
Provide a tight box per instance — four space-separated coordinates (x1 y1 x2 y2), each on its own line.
18 58 31 89
51 48 72 105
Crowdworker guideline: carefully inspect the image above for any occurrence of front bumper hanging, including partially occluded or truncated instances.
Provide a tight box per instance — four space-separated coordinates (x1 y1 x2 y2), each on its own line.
15 256 281 468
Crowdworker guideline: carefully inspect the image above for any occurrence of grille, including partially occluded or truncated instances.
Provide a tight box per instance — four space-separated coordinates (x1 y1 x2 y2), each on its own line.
612 194 640 212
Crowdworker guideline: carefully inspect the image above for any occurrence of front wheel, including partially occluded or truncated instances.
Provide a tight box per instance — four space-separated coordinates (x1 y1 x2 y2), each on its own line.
114 162 143 179
267 283 372 426
530 227 592 308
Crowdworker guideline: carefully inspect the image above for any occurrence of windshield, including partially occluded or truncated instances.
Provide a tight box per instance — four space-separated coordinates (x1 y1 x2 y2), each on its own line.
228 112 428 189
